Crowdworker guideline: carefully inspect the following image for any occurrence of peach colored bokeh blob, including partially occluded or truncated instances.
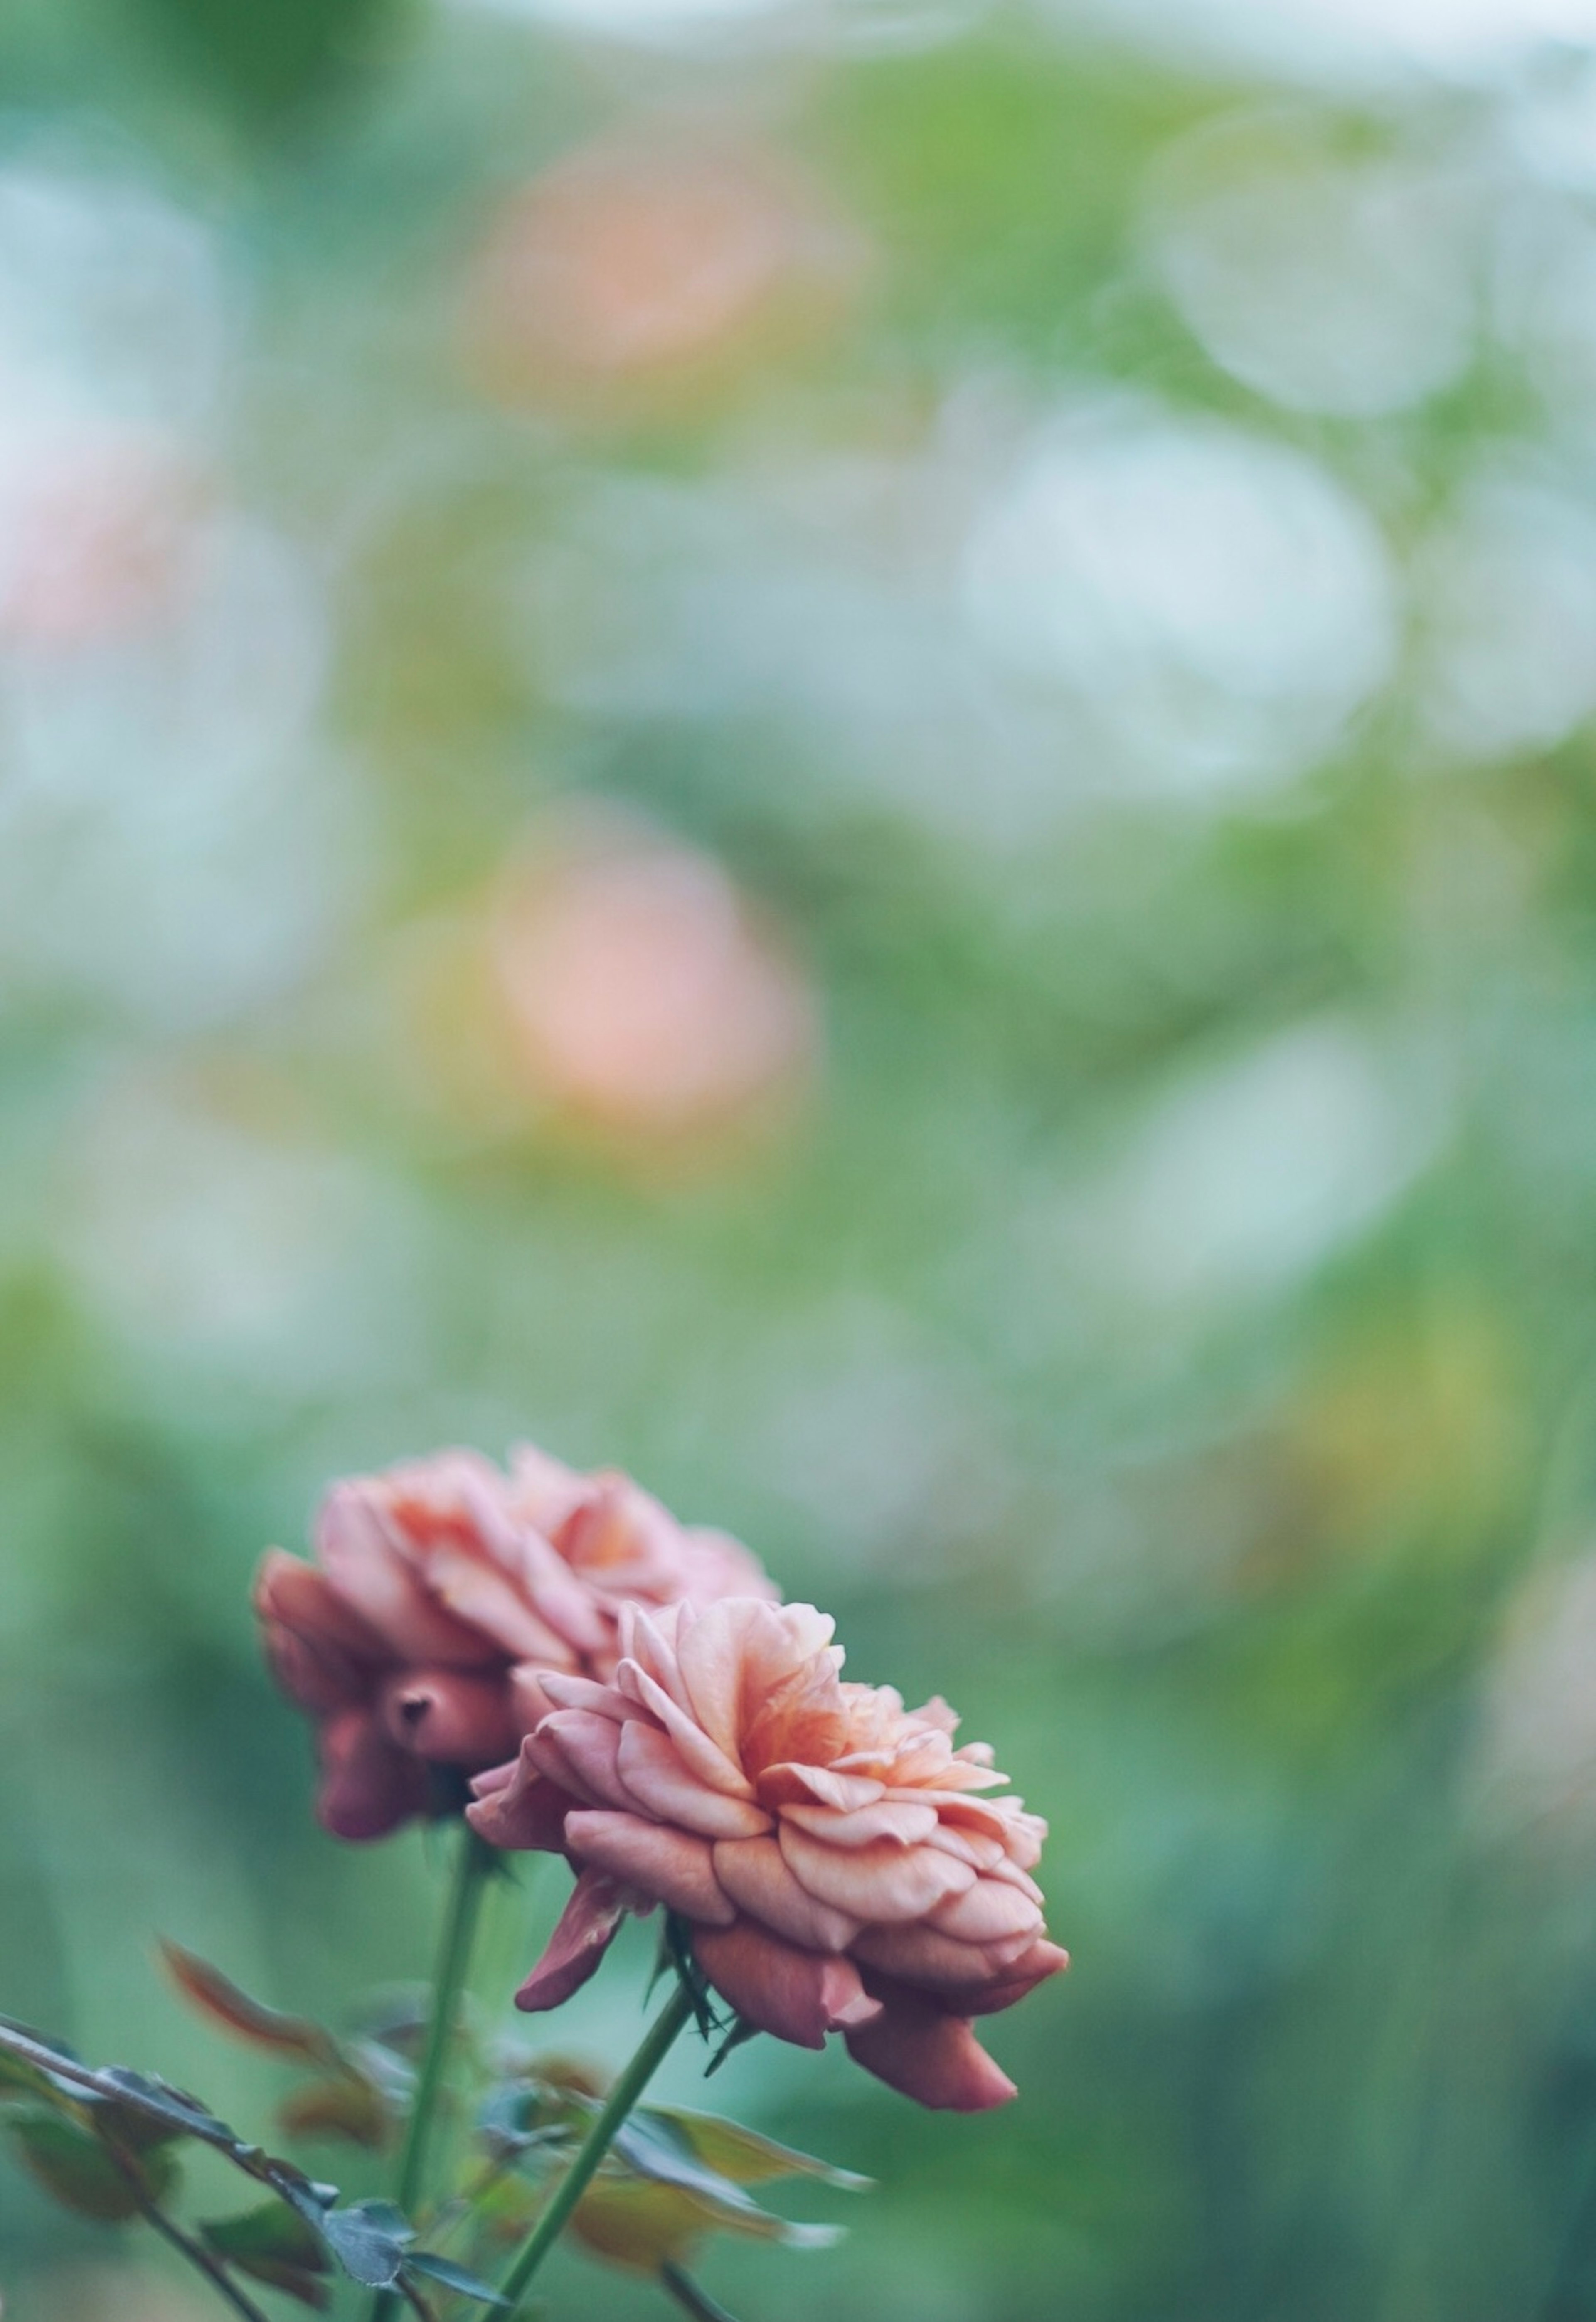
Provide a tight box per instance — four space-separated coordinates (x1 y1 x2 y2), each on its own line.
463 134 863 416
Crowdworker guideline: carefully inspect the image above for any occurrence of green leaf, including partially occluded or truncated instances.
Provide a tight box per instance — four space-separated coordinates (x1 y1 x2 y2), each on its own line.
7 2108 179 2221
647 2109 871 2192
404 2251 508 2304
160 1943 345 2070
201 2199 332 2308
313 2196 415 2288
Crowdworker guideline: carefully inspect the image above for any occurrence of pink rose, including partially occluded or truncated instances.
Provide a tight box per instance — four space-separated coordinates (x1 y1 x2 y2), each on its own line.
468 1598 1066 2110
256 1447 777 1841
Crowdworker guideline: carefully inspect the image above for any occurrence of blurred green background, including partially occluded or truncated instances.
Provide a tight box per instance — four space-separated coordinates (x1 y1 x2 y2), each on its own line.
9 0 1596 2315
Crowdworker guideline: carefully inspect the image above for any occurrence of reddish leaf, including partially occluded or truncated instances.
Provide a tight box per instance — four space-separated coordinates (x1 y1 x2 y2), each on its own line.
160 1944 343 2068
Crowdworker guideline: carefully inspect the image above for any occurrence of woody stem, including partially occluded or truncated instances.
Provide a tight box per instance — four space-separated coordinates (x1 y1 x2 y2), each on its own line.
499 1977 697 2314
369 1820 495 2322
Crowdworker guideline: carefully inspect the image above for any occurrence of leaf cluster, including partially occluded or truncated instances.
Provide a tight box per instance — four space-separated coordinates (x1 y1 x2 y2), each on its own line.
0 2009 500 2315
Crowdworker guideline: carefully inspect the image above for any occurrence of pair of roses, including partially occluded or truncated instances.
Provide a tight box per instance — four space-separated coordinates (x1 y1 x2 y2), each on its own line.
258 1447 1065 2113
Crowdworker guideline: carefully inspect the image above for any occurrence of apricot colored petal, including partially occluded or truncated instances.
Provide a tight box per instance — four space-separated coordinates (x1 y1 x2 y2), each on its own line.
424 1547 582 1665
539 1670 630 1721
986 1858 1046 1906
566 1811 734 1926
380 1670 521 1768
712 1836 860 1953
844 1987 1016 2112
927 1875 1044 1945
851 1921 1035 1988
467 1742 576 1852
692 1921 881 2050
923 1824 1006 1872
526 1710 633 1810
962 1938 1070 2017
509 1532 613 1656
678 1600 833 1763
895 1791 1015 1840
616 1721 770 1837
777 1824 974 1924
616 1605 695 1713
317 1485 492 1667
506 1441 592 1535
317 1709 428 1842
261 1622 368 1716
679 1527 781 1605
884 1731 955 1786
256 1550 387 1660
616 1667 754 1799
515 1869 630 2012
742 1659 850 1779
756 1764 884 1813
780 1798 939 1851
905 1697 961 1736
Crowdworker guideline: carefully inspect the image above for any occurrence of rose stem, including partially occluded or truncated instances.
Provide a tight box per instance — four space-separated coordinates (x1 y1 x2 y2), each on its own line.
105 2150 273 2322
661 2260 746 2321
498 1976 698 2314
370 1820 496 2322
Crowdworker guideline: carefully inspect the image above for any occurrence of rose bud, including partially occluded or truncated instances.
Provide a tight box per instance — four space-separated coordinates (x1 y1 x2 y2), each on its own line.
257 1447 778 1842
468 1599 1066 2111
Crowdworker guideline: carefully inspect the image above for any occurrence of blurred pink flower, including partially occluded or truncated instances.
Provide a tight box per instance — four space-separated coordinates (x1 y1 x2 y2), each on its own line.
0 434 205 648
490 818 816 1146
463 136 860 415
257 1447 776 1841
469 1598 1066 2110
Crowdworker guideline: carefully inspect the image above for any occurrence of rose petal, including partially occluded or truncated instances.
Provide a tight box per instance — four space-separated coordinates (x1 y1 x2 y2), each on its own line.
756 1764 885 1813
467 1743 576 1852
780 1798 940 1851
845 1984 1017 2112
616 1664 755 1799
712 1837 860 1953
678 1600 835 1764
425 1547 585 1667
926 1875 1044 1945
616 1720 770 1837
317 1709 429 1842
515 1869 631 2012
777 1824 975 1923
381 1670 521 1767
261 1623 368 1716
539 1671 631 1721
692 1921 881 2049
566 1811 734 1925
256 1551 388 1660
850 1921 1037 1988
923 1825 1006 1872
962 1938 1070 2016
317 1484 494 1667
527 1710 634 1810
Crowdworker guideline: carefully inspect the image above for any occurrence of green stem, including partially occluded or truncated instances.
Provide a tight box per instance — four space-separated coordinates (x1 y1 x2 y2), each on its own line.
370 1822 495 2322
105 2149 273 2322
661 2260 746 2322
499 1978 697 2315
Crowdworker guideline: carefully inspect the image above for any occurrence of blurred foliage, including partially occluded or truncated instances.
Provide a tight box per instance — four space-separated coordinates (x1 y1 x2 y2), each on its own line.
6 0 1596 2317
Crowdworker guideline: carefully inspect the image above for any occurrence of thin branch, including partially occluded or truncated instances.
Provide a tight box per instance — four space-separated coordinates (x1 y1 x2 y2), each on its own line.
369 1823 495 2322
661 2260 746 2322
497 1978 697 2314
103 2146 273 2322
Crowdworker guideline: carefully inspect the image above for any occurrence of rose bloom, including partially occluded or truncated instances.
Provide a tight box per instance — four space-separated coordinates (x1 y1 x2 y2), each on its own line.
469 1598 1066 2110
256 1447 774 1841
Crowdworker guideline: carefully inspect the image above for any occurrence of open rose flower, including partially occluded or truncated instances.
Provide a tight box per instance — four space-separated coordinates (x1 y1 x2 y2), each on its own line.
256 1446 775 1841
468 1598 1066 2110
